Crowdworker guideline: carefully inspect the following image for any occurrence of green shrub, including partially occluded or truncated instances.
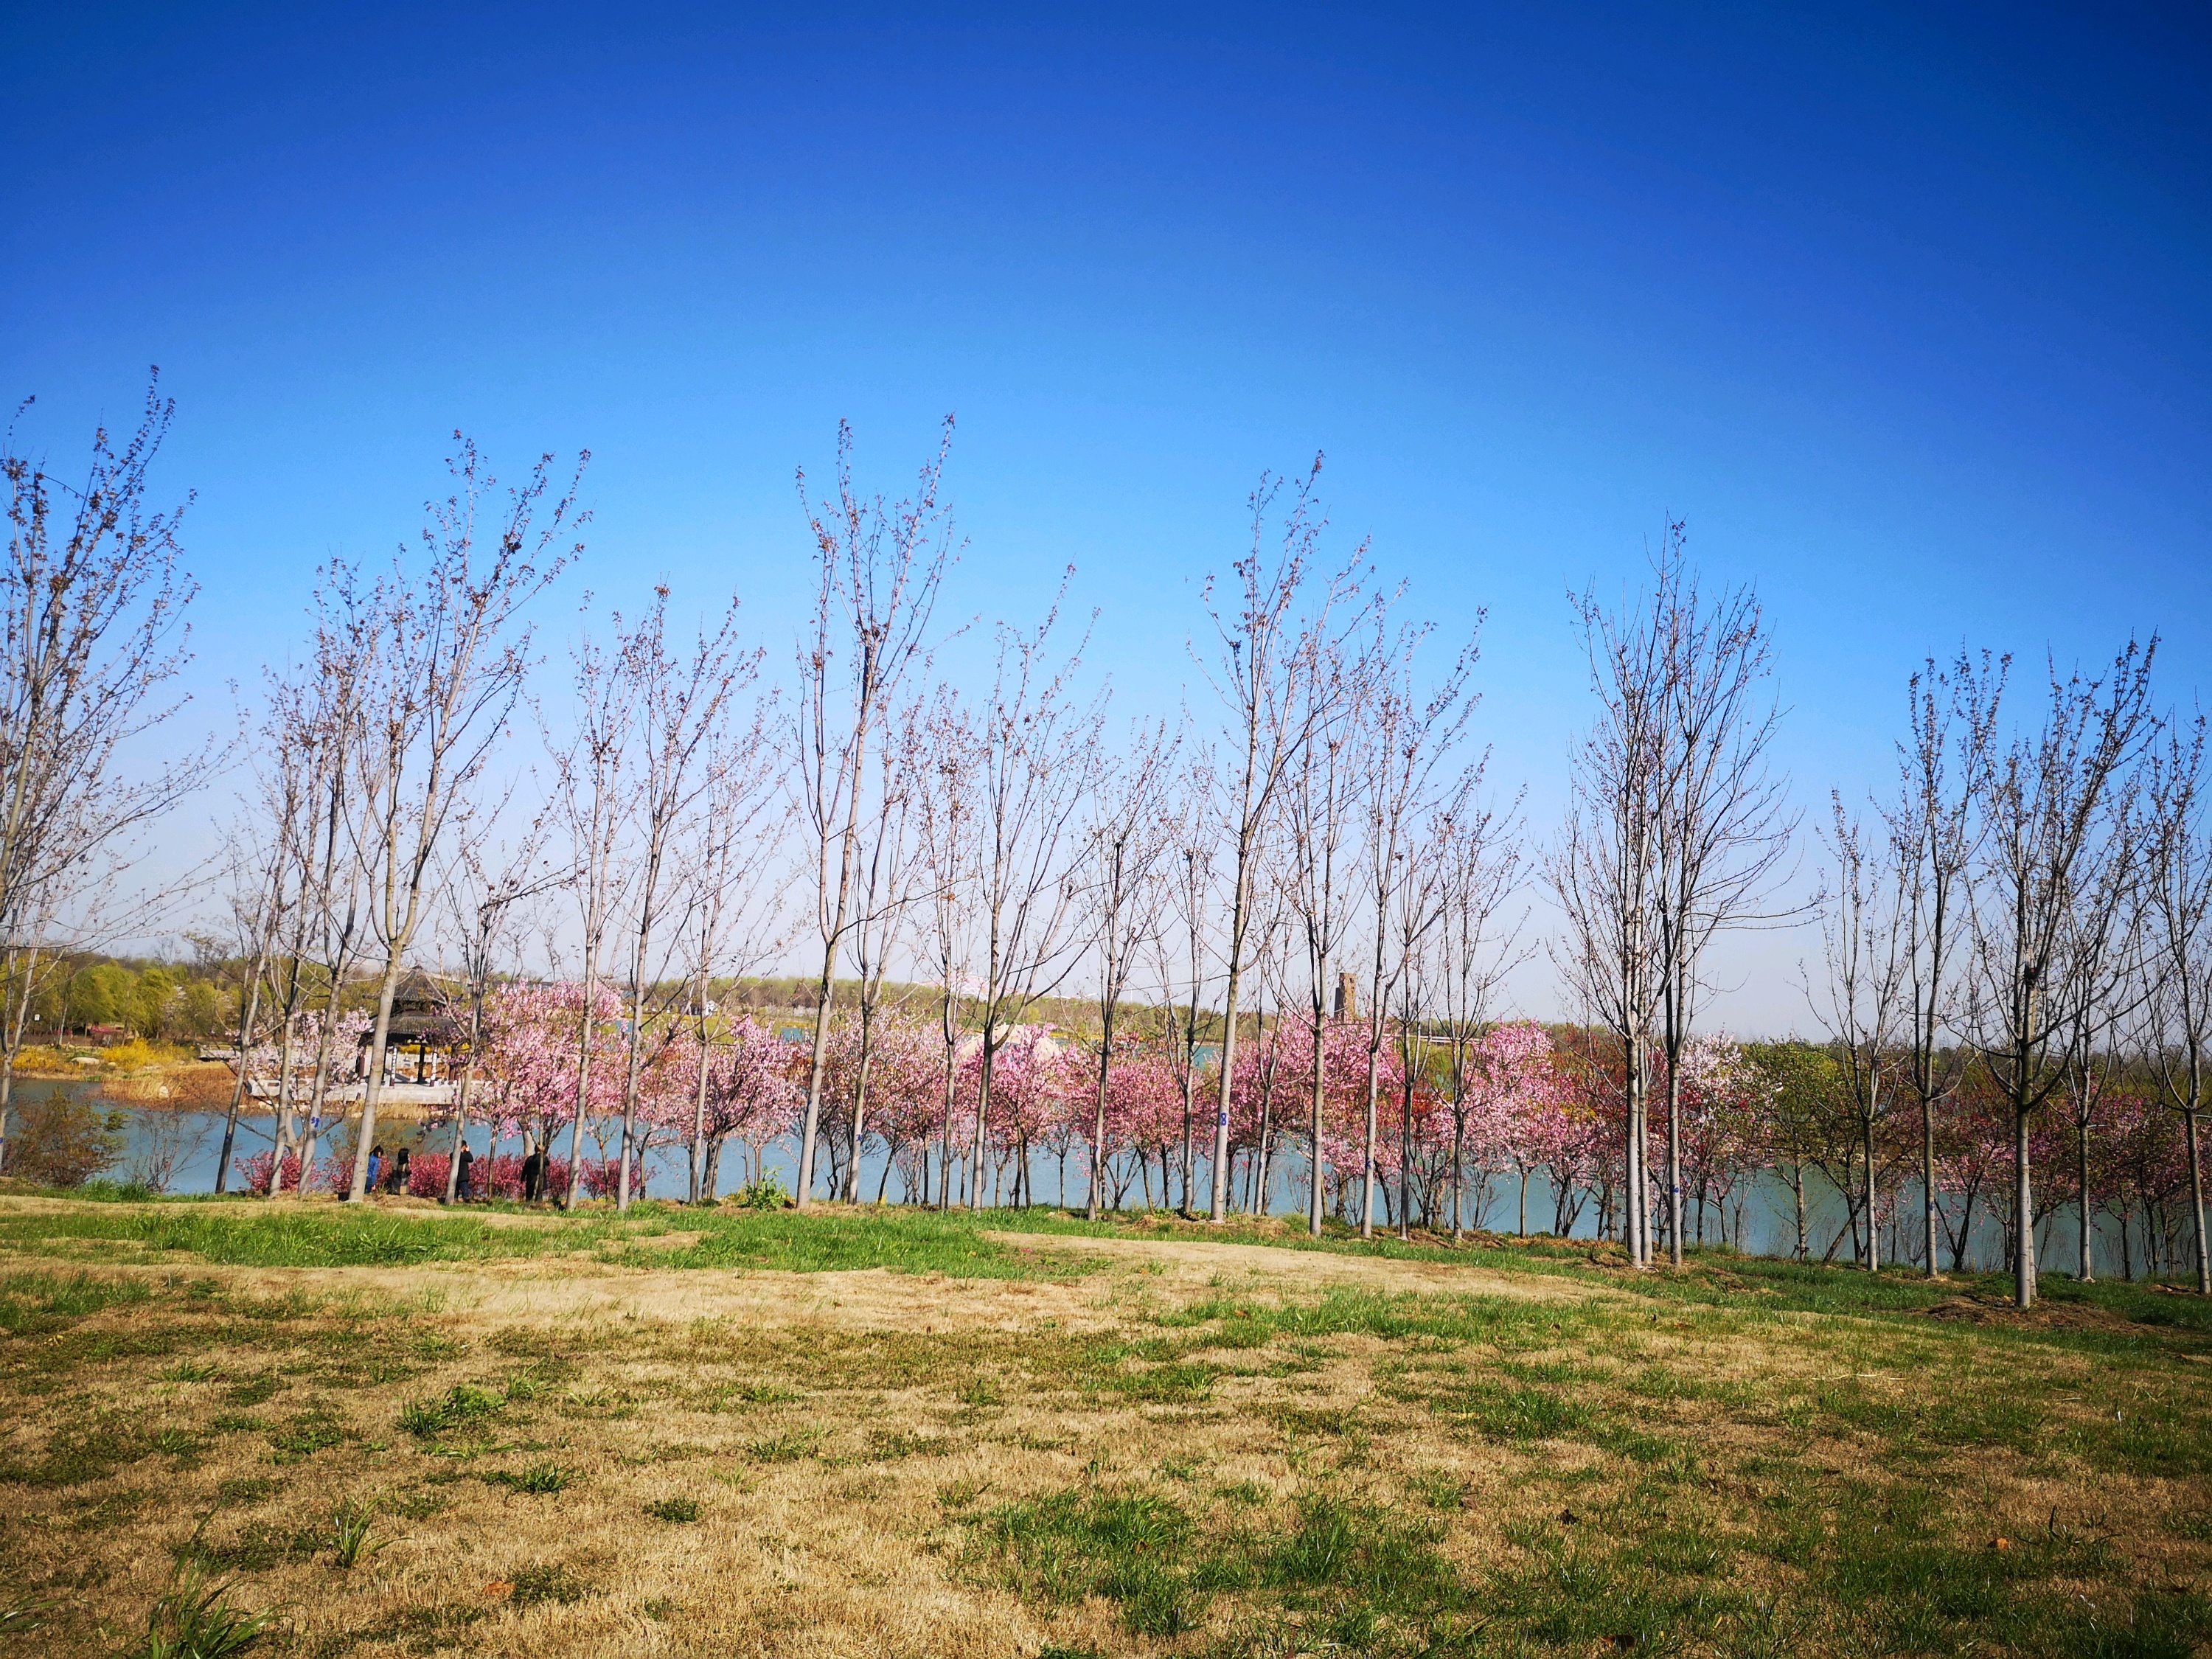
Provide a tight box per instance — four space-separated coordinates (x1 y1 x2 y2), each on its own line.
732 1175 789 1211
4 1091 125 1187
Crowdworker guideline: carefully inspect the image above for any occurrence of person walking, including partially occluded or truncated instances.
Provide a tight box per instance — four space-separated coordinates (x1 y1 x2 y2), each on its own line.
521 1148 543 1205
365 1145 385 1195
388 1147 410 1195
455 1143 475 1203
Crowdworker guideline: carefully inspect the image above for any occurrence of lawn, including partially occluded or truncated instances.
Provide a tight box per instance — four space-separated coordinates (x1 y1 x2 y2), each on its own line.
0 1190 2206 1657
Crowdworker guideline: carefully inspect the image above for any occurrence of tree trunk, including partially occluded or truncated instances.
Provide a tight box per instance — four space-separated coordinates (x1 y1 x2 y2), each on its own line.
1665 1056 1683 1267
1307 1015 1326 1237
1921 1099 1938 1277
1863 1100 1879 1274
214 965 268 1195
1088 1012 1115 1221
1398 1054 1414 1242
2014 1107 2037 1308
347 960 406 1201
443 1001 481 1205
2078 1116 2096 1282
688 1006 712 1206
2187 1107 2210 1296
563 962 600 1211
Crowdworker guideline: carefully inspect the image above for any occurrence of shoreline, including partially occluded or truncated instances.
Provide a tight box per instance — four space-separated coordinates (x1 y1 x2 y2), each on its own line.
10 1062 446 1121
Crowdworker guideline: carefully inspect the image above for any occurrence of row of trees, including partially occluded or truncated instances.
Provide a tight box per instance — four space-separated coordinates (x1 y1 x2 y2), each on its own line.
1 381 2207 1307
242 979 2205 1287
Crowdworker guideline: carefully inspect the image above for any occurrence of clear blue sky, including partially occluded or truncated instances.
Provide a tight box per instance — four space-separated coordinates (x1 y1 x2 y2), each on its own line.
4 3 2206 1026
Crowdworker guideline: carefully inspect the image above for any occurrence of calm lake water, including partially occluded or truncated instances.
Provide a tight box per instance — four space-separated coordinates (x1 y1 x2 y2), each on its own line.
31 1088 2185 1281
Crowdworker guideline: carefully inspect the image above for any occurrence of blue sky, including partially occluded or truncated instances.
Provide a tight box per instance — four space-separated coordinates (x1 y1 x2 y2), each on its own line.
4 3 2206 1026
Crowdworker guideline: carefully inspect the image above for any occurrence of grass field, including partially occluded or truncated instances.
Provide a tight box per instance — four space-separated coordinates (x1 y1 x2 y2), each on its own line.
0 1189 2207 1658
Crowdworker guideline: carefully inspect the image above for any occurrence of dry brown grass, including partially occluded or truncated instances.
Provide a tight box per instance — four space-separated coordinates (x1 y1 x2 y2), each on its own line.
1 1200 2208 1657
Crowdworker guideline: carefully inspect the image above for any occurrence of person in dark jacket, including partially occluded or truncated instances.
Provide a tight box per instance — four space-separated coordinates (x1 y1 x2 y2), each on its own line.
455 1144 475 1203
388 1147 410 1195
521 1149 543 1204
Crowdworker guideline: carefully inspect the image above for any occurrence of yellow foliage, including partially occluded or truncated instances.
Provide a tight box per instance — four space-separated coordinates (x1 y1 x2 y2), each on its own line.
100 1038 164 1072
12 1045 90 1075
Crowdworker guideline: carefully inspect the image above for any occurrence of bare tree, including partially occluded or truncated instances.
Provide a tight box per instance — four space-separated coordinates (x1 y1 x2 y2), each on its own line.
2143 714 2212 1294
258 644 358 1194
1646 535 1797 1268
1434 783 1526 1238
790 421 953 1209
552 620 633 1210
344 439 581 1202
1152 758 1219 1214
613 590 754 1210
1812 798 1910 1273
1083 720 1177 1219
0 376 207 1174
1281 622 1369 1237
914 689 978 1210
2056 883 2146 1283
1386 806 1454 1238
1355 611 1478 1238
681 703 787 1205
438 801 553 1203
1551 574 1667 1266
1967 641 2157 1307
209 797 296 1193
279 575 377 1195
963 606 1100 1210
1198 461 1370 1222
1885 653 2003 1276
837 697 925 1202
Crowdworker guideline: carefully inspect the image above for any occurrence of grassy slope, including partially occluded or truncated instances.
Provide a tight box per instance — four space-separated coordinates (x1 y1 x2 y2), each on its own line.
0 1194 2207 1658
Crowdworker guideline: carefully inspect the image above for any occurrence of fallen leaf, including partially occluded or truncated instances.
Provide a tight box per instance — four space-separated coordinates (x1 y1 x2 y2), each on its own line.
1559 1509 1578 1526
1992 1537 2011 1551
482 1581 515 1599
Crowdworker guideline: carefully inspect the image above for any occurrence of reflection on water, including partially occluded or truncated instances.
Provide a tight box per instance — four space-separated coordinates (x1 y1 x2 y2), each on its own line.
37 1097 2160 1279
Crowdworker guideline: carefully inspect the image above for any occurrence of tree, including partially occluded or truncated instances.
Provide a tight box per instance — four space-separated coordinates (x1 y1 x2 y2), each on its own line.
1646 532 1795 1268
1551 567 1667 1265
1152 757 1219 1214
680 701 787 1206
837 696 924 1202
2140 716 2212 1293
274 573 375 1197
344 439 581 1203
1198 461 1370 1222
1355 609 1477 1239
437 801 553 1204
612 588 754 1211
1885 652 2002 1276
208 776 302 1194
549 605 633 1211
1281 616 1369 1238
790 421 953 1209
1967 642 2157 1307
1432 782 1526 1237
0 375 206 1176
962 605 1099 1210
1812 798 1910 1272
1082 720 1177 1219
914 689 978 1209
